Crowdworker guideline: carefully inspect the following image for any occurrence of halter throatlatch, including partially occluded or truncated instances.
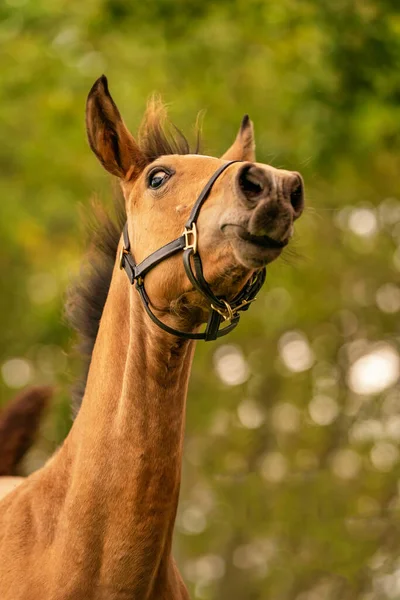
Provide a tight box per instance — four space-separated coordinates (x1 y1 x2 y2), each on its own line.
119 160 267 341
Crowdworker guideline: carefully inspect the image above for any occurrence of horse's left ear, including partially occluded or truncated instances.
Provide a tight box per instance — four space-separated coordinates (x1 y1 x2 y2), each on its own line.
221 115 255 162
86 75 147 179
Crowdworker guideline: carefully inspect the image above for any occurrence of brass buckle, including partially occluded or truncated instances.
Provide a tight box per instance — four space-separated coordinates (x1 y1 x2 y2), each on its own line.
211 299 235 323
183 224 198 254
211 297 258 323
119 247 129 270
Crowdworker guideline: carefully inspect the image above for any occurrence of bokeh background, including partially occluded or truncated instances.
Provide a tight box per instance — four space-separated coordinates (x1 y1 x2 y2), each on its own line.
1 1 400 598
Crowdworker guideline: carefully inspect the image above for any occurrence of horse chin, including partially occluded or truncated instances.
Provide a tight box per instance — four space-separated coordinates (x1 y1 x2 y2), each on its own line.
231 236 283 269
220 222 286 269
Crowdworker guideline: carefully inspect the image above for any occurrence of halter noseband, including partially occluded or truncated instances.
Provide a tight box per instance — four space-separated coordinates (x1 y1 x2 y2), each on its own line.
119 160 266 341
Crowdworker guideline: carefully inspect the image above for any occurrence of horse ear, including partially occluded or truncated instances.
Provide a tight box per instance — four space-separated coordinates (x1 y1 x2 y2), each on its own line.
221 115 255 162
86 75 147 178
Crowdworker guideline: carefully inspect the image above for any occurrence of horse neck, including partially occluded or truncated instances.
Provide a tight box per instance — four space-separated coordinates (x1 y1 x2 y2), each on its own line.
62 256 195 595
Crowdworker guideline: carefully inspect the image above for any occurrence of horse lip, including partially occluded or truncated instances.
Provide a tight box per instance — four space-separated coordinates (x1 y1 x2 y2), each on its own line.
239 230 288 249
221 223 288 249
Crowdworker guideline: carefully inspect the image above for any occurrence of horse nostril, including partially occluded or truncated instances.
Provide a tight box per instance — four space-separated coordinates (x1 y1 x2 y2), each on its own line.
238 165 268 202
289 176 304 216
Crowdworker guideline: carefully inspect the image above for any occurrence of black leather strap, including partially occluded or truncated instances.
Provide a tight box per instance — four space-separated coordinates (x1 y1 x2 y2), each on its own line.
135 279 240 340
135 236 186 279
182 250 225 309
185 161 240 228
121 224 186 282
204 310 223 341
192 253 225 308
119 160 267 341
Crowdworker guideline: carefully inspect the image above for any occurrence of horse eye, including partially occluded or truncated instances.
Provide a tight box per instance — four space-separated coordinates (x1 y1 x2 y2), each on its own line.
149 171 169 189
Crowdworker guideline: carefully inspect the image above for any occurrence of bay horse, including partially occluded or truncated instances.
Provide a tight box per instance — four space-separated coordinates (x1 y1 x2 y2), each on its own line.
0 76 304 599
0 386 52 497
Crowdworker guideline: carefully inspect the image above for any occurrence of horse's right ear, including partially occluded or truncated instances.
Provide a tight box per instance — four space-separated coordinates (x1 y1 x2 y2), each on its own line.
221 115 255 162
86 75 147 179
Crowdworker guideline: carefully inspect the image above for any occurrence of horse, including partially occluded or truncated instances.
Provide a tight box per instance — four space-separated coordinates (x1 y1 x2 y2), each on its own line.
0 75 304 599
0 386 52 500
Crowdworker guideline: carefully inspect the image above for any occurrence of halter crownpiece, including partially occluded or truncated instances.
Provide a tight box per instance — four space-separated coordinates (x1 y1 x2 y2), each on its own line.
119 160 267 341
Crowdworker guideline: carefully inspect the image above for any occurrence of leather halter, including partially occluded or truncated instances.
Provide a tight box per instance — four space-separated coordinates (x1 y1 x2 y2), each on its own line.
119 160 267 341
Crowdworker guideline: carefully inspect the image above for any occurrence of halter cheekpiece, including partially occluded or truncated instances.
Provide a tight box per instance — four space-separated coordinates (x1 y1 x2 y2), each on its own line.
119 160 266 341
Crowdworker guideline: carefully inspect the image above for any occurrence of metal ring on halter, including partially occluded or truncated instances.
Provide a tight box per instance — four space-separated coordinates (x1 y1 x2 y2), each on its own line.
210 299 235 322
119 160 267 341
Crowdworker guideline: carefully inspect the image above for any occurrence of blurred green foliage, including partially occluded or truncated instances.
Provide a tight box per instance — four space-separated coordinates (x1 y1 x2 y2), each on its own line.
1 0 400 598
